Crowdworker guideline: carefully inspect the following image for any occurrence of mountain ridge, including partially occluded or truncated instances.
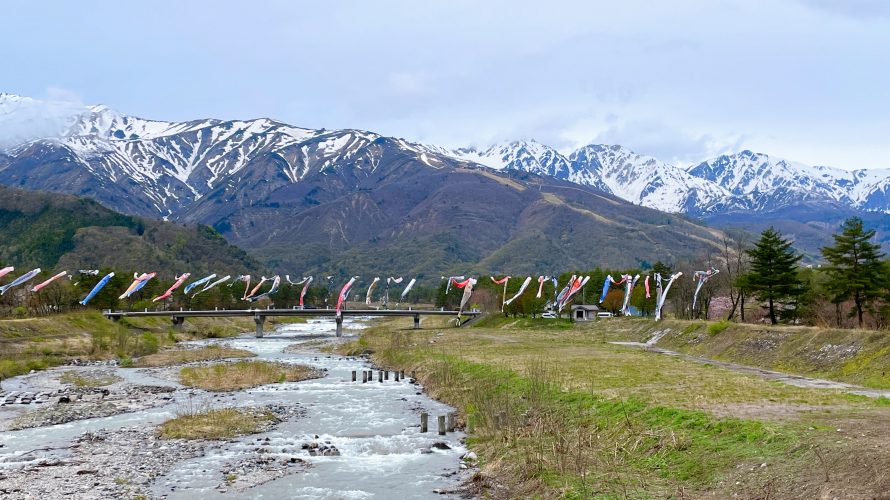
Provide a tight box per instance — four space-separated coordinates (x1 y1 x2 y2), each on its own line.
3 92 888 219
0 93 887 269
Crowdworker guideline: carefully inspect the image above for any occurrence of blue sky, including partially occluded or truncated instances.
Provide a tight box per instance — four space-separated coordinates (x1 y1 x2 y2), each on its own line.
2 0 889 169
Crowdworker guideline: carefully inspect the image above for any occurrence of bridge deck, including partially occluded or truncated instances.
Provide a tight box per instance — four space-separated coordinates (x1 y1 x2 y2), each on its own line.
102 308 478 337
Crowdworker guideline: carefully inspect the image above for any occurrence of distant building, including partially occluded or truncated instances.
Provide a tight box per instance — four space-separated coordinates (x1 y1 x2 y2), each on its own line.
571 304 600 321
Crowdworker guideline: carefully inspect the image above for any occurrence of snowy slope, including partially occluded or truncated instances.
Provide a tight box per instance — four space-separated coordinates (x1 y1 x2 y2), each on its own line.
687 150 890 213
1 93 889 217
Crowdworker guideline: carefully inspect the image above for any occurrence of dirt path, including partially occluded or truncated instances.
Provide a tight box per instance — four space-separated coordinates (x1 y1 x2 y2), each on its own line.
610 341 890 399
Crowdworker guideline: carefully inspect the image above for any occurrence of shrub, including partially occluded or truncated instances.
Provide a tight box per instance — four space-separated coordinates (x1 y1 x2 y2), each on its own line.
708 320 731 336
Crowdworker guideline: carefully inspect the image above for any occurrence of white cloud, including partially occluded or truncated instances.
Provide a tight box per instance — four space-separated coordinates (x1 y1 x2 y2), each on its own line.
0 88 86 148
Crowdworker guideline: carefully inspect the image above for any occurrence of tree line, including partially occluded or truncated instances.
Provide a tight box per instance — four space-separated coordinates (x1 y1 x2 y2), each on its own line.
433 217 888 329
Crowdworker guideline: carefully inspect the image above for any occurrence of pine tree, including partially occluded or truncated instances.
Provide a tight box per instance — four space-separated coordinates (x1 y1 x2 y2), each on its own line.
742 228 803 324
821 217 886 328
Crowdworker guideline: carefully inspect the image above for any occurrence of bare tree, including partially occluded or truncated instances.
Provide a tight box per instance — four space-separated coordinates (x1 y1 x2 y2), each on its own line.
720 229 751 321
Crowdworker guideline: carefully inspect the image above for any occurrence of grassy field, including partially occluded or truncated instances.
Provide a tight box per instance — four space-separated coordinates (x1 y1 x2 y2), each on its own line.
178 361 320 391
340 316 890 498
573 317 890 390
0 311 255 379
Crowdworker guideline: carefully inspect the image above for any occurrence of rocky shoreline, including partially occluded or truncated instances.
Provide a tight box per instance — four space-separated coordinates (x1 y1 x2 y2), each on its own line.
6 385 175 431
0 329 474 499
0 404 311 500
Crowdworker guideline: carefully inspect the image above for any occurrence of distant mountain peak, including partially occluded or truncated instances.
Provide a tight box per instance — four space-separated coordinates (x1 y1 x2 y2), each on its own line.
1 93 889 219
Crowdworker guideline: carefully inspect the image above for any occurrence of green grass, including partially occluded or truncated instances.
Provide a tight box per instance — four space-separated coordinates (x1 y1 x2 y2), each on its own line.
708 319 732 335
179 361 319 391
472 314 575 330
0 311 257 380
342 317 890 497
159 407 277 440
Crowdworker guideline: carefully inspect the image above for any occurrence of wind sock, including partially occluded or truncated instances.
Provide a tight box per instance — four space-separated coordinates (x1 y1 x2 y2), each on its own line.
443 275 464 295
117 273 142 299
228 274 251 300
186 274 217 295
152 273 191 302
655 272 683 321
599 275 627 304
325 276 334 307
131 272 156 295
556 275 576 308
599 276 612 303
621 274 640 316
0 268 41 295
248 275 281 302
568 276 591 309
30 271 68 293
504 276 533 306
194 275 231 296
491 276 510 311
692 267 720 311
0 266 15 280
398 278 417 305
644 275 651 299
298 276 313 308
286 276 309 286
246 277 270 300
119 272 155 299
336 277 358 317
382 277 403 308
558 276 590 312
451 277 476 315
365 277 381 305
79 272 114 305
78 269 99 276
536 276 549 298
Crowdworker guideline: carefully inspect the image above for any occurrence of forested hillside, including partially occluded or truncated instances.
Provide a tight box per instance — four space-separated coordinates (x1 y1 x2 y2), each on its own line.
0 185 261 275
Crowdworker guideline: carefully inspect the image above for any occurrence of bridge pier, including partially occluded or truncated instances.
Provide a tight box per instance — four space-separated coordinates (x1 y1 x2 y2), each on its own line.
335 316 343 337
255 315 265 338
171 316 184 331
413 314 420 330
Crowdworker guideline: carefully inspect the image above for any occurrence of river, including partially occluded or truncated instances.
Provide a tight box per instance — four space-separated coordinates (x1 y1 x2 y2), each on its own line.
0 318 471 499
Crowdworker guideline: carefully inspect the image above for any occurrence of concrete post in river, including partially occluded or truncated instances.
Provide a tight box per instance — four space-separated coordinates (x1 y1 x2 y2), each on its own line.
420 412 428 433
335 315 343 337
447 412 455 432
352 371 357 382
254 314 265 338
413 314 420 329
438 415 446 435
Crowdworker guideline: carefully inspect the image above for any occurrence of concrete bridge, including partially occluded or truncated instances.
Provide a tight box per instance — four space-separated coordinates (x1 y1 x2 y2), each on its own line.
102 308 480 337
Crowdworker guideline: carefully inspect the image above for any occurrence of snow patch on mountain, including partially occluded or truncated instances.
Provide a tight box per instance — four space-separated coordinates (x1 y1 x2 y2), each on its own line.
2 93 889 217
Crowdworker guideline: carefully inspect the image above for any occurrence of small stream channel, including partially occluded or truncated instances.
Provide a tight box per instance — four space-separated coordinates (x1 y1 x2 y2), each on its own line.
0 318 470 499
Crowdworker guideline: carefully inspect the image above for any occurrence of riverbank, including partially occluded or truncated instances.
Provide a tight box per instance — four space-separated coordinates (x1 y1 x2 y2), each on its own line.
0 311 257 380
343 316 890 498
1 318 470 499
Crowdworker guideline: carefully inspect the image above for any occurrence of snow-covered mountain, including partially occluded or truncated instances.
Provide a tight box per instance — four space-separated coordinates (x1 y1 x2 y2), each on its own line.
1 92 889 220
454 140 890 215
687 150 890 213
0 93 466 216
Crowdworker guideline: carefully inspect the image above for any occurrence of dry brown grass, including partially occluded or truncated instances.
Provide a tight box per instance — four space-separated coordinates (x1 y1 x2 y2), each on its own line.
159 407 277 440
135 345 255 367
179 360 320 391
